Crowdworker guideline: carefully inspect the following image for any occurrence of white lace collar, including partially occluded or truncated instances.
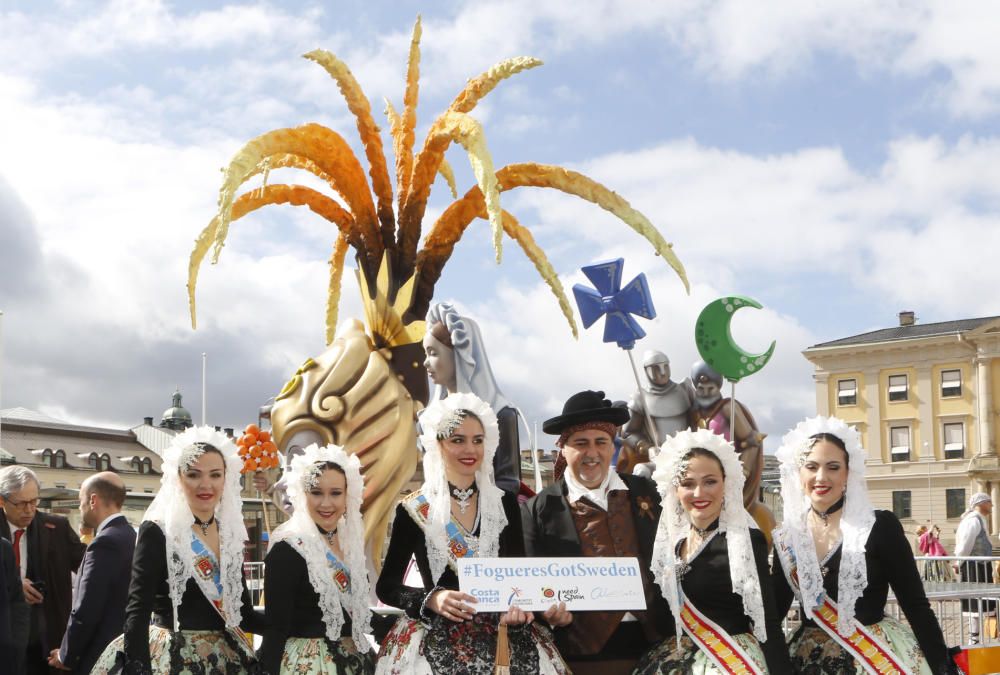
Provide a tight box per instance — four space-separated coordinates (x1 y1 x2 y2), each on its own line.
564 469 628 511
773 416 875 637
649 429 766 643
269 444 371 650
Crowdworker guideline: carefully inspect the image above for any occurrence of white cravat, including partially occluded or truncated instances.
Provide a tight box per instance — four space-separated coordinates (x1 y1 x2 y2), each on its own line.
564 469 628 512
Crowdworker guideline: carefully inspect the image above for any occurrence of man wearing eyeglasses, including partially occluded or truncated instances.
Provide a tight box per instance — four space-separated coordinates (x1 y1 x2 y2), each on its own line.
0 467 85 675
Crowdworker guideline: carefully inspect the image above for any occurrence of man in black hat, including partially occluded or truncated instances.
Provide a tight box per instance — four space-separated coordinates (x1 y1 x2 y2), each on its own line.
522 390 667 675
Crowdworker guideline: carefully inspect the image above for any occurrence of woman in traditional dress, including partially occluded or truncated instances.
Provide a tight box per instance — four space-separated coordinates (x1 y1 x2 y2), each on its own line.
257 444 374 674
375 392 570 674
771 416 958 674
635 428 790 674
92 426 266 674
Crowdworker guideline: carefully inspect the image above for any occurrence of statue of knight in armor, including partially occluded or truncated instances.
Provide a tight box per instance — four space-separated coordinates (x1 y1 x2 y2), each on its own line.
689 359 775 541
618 350 693 473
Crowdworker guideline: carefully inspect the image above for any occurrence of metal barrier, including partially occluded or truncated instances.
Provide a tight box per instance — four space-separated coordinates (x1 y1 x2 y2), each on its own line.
244 561 265 607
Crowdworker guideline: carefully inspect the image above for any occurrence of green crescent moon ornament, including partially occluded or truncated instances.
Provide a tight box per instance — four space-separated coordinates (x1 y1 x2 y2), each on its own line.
695 296 776 382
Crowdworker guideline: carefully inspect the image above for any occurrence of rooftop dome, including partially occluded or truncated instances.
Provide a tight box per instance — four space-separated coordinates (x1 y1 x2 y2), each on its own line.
160 389 193 431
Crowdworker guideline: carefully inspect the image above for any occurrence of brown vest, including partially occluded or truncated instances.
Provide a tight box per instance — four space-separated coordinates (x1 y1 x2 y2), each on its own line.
560 491 661 655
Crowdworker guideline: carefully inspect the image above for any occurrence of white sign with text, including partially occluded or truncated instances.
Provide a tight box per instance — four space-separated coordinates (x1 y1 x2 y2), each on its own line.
457 557 646 612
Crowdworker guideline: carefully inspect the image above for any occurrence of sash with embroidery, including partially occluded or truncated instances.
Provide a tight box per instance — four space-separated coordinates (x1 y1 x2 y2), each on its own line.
326 549 352 592
679 597 761 674
189 533 254 653
402 492 475 573
773 530 911 675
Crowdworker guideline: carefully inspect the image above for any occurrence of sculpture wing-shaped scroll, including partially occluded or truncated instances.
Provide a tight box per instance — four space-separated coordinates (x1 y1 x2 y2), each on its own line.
269 319 419 568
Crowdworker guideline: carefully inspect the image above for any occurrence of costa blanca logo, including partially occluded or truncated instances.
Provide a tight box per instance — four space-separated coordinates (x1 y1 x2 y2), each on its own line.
542 588 556 599
558 587 584 602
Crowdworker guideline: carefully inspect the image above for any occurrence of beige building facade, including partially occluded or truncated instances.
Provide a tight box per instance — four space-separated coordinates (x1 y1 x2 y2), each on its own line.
804 312 1000 550
0 397 285 561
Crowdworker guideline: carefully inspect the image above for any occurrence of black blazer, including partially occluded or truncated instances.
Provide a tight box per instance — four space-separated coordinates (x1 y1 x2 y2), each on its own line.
58 515 136 675
0 511 85 657
1 537 28 675
521 474 660 563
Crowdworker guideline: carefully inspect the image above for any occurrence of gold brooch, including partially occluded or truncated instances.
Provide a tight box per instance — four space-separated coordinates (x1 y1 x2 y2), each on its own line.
636 496 656 521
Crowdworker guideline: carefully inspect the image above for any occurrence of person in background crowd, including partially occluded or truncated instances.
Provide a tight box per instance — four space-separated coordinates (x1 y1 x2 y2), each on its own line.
636 429 791 673
91 427 266 673
954 492 997 645
522 390 666 675
918 523 950 582
771 417 956 674
2 535 28 673
48 472 136 675
377 393 569 674
257 444 374 674
0 466 85 675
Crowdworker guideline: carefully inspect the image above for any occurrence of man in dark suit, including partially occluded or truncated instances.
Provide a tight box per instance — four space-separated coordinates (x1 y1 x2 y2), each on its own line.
0 467 86 675
522 390 667 675
48 472 135 674
1 535 29 673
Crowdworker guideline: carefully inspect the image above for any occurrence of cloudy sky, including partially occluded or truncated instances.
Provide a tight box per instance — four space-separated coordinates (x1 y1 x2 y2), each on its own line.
2 0 999 449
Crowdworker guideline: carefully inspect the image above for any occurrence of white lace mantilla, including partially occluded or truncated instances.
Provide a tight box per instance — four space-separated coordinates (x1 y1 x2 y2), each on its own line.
649 428 766 642
143 426 248 630
417 392 507 583
773 416 875 637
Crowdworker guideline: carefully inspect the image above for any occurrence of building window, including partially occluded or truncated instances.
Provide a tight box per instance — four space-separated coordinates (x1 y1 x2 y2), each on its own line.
888 374 908 402
890 426 910 462
95 453 112 471
143 457 152 474
947 488 966 519
942 369 962 397
892 490 912 519
837 379 857 406
53 450 66 469
943 422 965 459
88 453 98 469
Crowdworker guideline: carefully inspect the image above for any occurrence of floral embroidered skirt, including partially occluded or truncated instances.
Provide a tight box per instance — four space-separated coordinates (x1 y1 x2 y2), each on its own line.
631 633 768 674
276 637 375 674
789 616 933 674
375 612 570 675
90 625 259 674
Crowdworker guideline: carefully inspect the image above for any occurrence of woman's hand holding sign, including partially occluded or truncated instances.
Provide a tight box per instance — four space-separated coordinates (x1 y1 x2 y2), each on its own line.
428 589 477 622
542 601 573 628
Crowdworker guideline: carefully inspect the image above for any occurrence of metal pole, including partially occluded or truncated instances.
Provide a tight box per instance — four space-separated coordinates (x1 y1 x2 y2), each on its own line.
626 349 661 453
0 310 4 453
201 352 207 426
532 421 542 492
730 379 737 449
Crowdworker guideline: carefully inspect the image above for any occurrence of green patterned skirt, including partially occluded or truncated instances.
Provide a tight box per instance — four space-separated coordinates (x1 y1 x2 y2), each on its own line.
632 633 768 674
276 637 374 674
90 625 259 674
789 616 933 674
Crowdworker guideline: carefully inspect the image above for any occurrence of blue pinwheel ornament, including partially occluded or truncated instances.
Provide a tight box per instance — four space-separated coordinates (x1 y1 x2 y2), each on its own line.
572 258 656 350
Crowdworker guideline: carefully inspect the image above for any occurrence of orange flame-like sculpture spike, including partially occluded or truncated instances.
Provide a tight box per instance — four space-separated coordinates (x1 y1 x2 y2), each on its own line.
304 49 396 248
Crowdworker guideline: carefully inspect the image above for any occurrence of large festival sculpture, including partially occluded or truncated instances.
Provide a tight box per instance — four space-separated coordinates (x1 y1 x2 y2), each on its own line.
187 17 689 564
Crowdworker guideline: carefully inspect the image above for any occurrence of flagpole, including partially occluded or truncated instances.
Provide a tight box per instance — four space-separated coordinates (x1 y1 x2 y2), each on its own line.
0 310 4 453
201 352 207 426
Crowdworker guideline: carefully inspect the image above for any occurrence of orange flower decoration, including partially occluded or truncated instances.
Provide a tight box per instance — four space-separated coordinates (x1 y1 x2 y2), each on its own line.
235 423 281 474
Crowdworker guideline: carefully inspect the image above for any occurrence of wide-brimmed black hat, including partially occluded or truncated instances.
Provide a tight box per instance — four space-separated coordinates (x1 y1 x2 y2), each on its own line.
543 390 630 435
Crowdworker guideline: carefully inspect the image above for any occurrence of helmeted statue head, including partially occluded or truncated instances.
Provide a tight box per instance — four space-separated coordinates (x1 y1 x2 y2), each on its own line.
642 350 671 387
